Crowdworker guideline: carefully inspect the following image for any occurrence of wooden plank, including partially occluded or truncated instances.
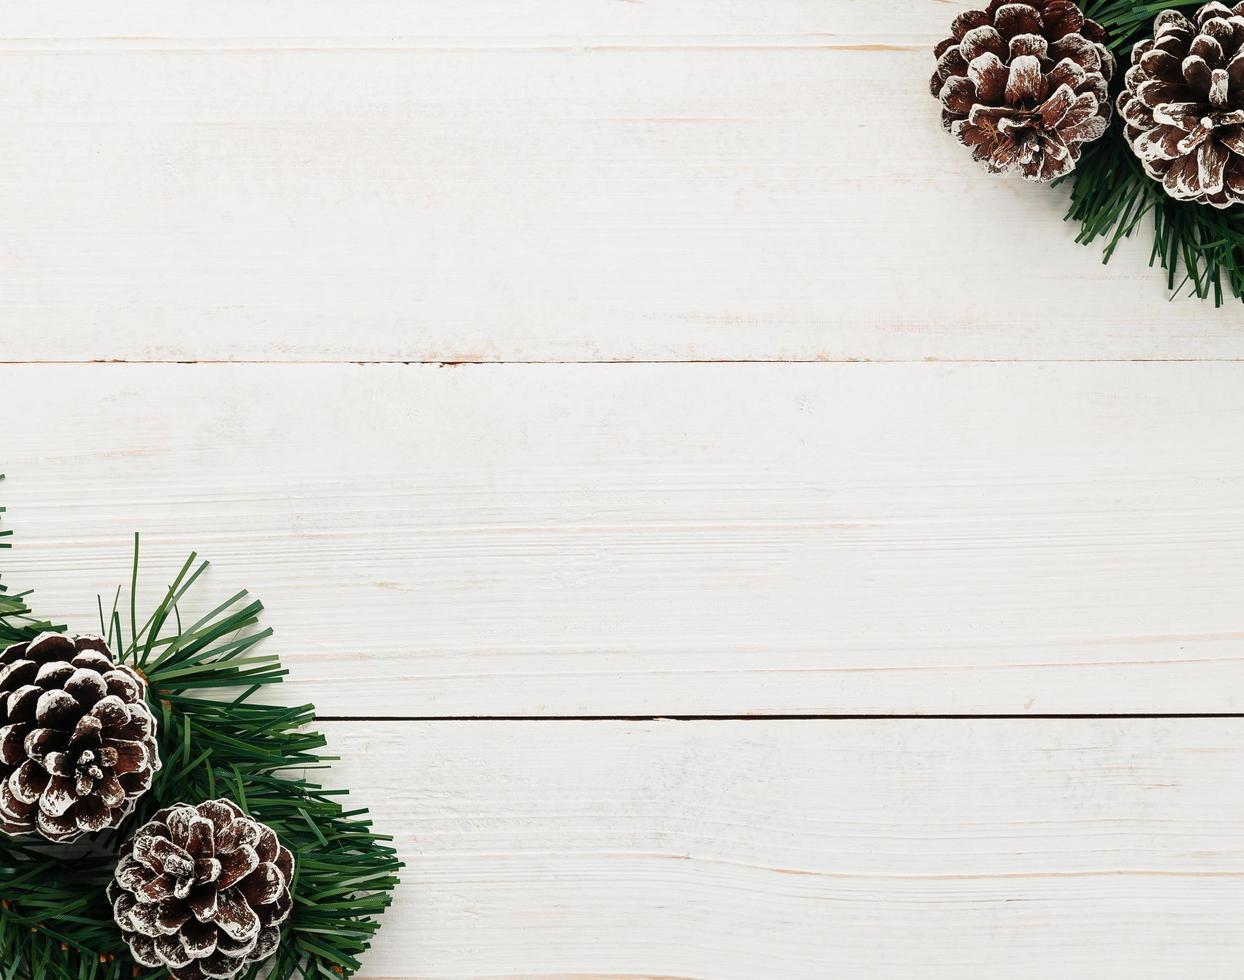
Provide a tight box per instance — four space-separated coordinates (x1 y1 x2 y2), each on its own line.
3 361 1243 716
328 718 1244 978
0 0 953 39
0 0 955 38
3 2 1244 364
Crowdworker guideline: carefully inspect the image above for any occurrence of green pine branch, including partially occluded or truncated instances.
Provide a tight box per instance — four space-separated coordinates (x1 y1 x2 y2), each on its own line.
0 477 64 649
1062 1 1244 304
0 475 401 979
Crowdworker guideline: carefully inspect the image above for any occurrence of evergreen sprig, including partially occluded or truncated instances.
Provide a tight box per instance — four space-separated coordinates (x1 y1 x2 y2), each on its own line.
0 475 401 979
1063 1 1244 304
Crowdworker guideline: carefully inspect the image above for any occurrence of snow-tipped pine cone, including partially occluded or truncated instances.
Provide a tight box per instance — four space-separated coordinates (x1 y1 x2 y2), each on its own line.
1120 3 1244 206
0 632 160 842
109 799 295 979
931 1 1115 180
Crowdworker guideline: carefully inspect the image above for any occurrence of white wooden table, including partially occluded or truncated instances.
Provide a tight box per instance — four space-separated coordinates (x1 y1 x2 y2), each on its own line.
3 2 1243 977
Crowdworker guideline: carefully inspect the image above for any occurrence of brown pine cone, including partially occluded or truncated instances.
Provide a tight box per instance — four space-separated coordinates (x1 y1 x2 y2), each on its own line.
1119 3 1244 206
109 799 295 979
931 1 1114 180
0 632 160 842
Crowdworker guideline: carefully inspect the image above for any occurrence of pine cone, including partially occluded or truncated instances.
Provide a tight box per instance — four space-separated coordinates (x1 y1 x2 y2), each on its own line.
0 632 160 842
1119 3 1244 206
931 1 1114 180
109 799 295 979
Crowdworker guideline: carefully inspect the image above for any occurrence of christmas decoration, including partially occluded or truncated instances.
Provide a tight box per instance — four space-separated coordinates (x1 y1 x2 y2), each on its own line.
928 0 1244 302
1118 3 1244 207
109 799 294 979
0 632 159 842
931 0 1114 180
0 474 400 980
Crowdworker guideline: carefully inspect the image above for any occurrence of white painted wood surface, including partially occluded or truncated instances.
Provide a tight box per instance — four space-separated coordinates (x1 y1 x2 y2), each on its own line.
336 719 1244 978
3 0 1244 363
3 0 1242 976
4 362 1244 716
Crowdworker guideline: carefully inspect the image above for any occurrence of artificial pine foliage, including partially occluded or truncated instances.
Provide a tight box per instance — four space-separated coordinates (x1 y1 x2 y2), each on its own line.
0 475 401 979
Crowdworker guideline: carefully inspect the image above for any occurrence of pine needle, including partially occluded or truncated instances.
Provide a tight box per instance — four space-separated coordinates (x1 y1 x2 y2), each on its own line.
0 480 401 979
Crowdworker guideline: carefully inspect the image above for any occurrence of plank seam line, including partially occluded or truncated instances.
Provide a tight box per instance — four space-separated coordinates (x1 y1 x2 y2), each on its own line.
5 359 1244 366
0 39 930 53
317 713 1244 722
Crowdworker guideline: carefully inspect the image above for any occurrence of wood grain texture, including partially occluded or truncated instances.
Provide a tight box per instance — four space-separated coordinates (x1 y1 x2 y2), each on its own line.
5 4 1240 975
4 0 1244 364
3 361 1243 716
330 718 1244 978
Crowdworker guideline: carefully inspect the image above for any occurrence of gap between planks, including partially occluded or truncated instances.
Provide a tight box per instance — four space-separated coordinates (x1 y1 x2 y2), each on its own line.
317 713 1244 722
10 358 1244 365
0 37 928 52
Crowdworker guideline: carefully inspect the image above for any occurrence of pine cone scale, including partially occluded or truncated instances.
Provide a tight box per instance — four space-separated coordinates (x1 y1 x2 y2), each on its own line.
219 846 259 889
9 760 47 803
1201 139 1229 193
189 885 219 923
1007 54 1047 102
969 53 1008 104
41 776 77 815
6 684 39 721
74 793 113 832
216 891 260 941
960 26 1007 62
